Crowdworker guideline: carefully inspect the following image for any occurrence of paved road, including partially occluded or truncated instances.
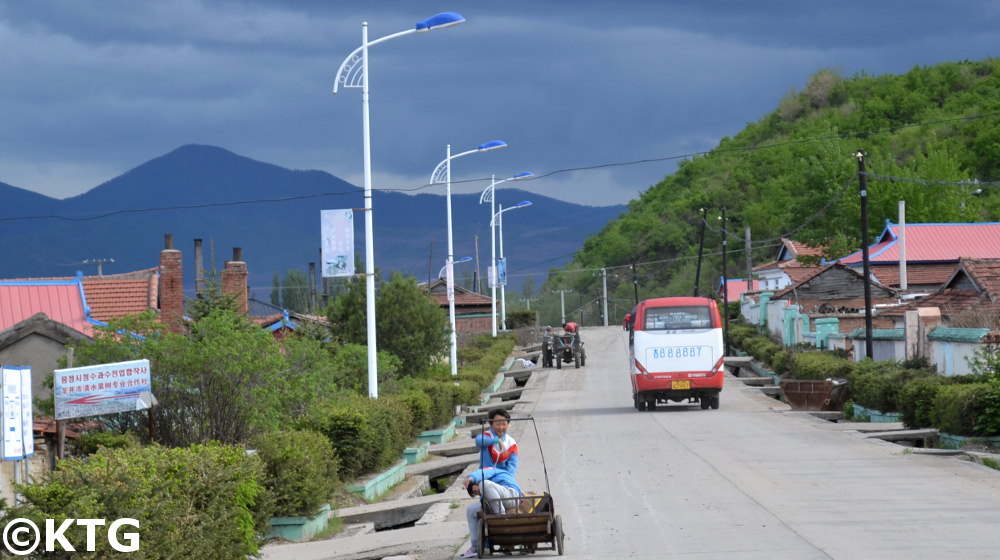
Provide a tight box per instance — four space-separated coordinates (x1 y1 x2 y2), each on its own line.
511 326 1000 559
264 325 1000 560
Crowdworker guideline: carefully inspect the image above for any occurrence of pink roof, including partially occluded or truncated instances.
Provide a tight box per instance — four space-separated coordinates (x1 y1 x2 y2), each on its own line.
839 222 1000 264
0 279 99 336
718 278 758 300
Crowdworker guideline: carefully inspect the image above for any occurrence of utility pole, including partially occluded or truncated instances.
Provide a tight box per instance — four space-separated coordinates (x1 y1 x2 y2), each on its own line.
474 233 481 294
553 289 573 324
855 150 874 360
83 258 115 276
601 267 609 326
745 226 753 294
694 207 707 297
519 297 537 310
721 207 730 356
631 262 639 305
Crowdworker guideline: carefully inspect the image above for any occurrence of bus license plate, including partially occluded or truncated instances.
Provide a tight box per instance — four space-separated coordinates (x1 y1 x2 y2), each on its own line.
671 380 691 390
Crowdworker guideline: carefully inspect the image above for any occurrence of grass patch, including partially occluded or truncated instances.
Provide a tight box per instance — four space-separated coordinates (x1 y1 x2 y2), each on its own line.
311 516 343 540
982 457 1000 471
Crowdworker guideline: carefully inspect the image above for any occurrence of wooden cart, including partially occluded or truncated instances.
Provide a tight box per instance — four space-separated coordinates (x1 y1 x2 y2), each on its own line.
476 493 564 557
473 417 565 557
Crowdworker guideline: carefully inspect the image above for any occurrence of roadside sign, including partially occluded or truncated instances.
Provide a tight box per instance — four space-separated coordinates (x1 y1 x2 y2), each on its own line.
1 365 33 460
54 359 153 420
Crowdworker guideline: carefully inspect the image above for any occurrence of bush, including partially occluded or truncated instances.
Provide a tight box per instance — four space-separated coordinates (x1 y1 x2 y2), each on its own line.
251 429 340 517
898 376 948 428
506 310 536 329
392 389 434 433
849 360 937 413
299 393 414 480
786 351 856 381
5 443 271 559
72 431 140 456
299 397 377 480
932 383 995 436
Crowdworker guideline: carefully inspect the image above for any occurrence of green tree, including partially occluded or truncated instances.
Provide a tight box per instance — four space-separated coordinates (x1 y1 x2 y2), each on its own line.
70 308 287 446
327 273 448 376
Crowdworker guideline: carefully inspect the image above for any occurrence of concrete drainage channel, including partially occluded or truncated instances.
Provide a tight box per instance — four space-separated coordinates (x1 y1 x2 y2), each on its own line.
334 358 543 536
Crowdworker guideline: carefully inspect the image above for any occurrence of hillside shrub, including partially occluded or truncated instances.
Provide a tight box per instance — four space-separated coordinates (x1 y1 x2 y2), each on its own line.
506 310 536 329
4 443 270 559
250 429 340 517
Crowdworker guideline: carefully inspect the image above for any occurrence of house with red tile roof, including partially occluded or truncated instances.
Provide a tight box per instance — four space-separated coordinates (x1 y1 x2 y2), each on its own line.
837 221 1000 292
421 278 495 335
880 258 1000 327
753 238 825 292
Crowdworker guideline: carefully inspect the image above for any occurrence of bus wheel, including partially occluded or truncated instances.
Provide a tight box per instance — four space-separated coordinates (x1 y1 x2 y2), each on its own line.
700 398 710 410
647 398 657 411
635 394 646 411
711 395 720 410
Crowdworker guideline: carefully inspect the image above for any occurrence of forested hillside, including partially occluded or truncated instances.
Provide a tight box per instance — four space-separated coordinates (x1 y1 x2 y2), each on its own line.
537 58 1000 326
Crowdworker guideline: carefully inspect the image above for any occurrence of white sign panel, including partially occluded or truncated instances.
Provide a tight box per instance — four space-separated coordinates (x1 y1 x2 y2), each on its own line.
1 366 32 460
54 359 152 420
321 209 356 278
20 367 32 458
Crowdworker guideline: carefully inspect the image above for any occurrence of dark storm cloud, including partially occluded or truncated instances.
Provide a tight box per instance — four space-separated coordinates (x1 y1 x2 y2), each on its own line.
0 1 997 205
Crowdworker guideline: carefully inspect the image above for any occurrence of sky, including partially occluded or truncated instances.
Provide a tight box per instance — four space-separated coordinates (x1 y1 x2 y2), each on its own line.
1 1 998 207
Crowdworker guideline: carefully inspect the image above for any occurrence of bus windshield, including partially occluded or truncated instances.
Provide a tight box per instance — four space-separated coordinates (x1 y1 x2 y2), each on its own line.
643 305 713 330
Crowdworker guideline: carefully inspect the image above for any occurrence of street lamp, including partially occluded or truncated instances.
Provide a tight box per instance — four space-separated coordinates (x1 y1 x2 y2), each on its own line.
430 140 508 375
438 256 473 279
491 200 533 331
333 12 465 399
480 172 533 337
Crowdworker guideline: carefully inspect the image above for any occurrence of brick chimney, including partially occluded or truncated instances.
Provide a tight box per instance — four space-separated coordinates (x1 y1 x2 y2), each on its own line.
221 247 248 315
159 234 185 333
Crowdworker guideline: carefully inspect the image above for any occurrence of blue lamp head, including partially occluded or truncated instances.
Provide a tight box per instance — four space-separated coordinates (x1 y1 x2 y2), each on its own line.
456 256 473 264
514 200 533 208
477 140 507 152
512 172 534 180
416 12 466 32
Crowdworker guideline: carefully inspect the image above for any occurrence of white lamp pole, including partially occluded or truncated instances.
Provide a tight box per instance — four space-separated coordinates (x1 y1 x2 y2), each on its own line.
431 140 508 375
492 200 533 331
333 12 465 398
480 172 533 337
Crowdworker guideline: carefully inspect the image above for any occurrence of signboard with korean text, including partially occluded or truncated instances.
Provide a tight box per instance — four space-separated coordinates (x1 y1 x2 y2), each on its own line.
1 366 33 461
54 359 153 420
321 209 356 278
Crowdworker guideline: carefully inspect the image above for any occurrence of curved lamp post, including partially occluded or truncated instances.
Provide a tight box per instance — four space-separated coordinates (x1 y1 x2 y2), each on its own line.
333 12 465 398
491 200 533 331
480 172 533 337
438 256 473 279
430 140 508 375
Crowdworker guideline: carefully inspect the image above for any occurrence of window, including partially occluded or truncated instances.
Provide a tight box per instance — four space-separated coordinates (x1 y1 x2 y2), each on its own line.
644 306 712 330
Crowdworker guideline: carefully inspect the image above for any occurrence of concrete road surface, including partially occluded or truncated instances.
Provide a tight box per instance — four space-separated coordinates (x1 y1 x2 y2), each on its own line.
265 326 1000 560
511 326 1000 559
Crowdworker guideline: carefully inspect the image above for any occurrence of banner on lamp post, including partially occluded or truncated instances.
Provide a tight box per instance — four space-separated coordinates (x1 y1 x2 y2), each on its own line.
488 265 496 288
497 258 508 287
321 209 355 278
